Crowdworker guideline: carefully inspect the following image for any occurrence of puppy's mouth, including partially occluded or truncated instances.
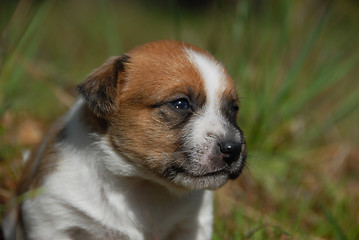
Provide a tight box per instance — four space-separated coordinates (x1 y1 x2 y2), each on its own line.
170 166 227 178
162 156 245 190
187 169 227 178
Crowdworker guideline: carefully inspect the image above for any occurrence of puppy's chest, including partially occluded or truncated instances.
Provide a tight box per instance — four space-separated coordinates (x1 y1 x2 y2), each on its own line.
44 163 205 238
72 193 194 239
117 188 197 233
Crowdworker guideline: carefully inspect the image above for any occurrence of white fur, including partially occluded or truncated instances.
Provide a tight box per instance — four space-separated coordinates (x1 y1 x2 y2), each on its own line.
185 49 229 143
21 100 213 240
185 49 226 110
180 49 236 190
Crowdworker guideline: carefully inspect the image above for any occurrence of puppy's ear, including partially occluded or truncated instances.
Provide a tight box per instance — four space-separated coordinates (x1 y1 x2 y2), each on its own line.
77 55 129 118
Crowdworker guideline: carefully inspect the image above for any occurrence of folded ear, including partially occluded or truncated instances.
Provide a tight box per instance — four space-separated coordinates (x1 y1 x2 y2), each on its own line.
77 54 129 118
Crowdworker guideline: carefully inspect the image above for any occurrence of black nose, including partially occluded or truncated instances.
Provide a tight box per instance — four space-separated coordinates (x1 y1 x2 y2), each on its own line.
219 141 242 164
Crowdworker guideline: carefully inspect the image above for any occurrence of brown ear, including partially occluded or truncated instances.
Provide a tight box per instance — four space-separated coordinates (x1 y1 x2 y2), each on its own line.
77 54 130 118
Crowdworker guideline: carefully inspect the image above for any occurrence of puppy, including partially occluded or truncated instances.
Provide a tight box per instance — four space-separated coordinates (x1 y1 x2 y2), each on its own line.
7 40 247 240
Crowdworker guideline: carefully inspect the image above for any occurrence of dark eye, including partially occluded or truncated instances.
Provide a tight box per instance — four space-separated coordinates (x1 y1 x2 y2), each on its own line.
171 98 190 110
232 104 239 113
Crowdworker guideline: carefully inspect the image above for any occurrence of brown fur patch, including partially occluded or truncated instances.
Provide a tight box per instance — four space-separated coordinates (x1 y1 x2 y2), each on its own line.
119 40 208 107
105 40 210 175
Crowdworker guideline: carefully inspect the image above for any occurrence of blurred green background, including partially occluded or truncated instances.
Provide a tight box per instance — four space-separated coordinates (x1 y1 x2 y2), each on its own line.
0 0 358 239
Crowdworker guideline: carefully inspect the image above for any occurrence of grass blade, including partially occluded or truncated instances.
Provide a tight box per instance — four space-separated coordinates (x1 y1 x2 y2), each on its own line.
319 202 348 240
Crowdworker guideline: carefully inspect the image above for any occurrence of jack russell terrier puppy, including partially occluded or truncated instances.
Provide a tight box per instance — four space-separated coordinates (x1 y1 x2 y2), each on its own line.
5 40 247 240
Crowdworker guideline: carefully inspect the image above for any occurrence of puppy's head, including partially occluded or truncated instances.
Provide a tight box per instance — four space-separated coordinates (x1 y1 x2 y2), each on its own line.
78 40 247 190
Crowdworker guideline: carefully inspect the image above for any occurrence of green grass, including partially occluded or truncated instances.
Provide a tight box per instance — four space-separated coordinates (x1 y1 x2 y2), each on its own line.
1 0 358 239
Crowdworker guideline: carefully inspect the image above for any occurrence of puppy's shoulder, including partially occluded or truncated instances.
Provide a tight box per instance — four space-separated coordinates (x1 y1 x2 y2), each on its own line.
17 117 65 196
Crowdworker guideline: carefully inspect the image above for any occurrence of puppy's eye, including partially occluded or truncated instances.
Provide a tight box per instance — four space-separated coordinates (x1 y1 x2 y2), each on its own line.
171 98 190 110
232 104 239 113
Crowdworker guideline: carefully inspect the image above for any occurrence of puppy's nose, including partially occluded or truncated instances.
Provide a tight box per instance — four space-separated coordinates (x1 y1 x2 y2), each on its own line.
219 141 242 164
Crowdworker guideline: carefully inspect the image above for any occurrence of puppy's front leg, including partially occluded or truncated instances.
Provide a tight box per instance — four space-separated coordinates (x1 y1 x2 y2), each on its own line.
168 191 213 240
168 215 213 240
